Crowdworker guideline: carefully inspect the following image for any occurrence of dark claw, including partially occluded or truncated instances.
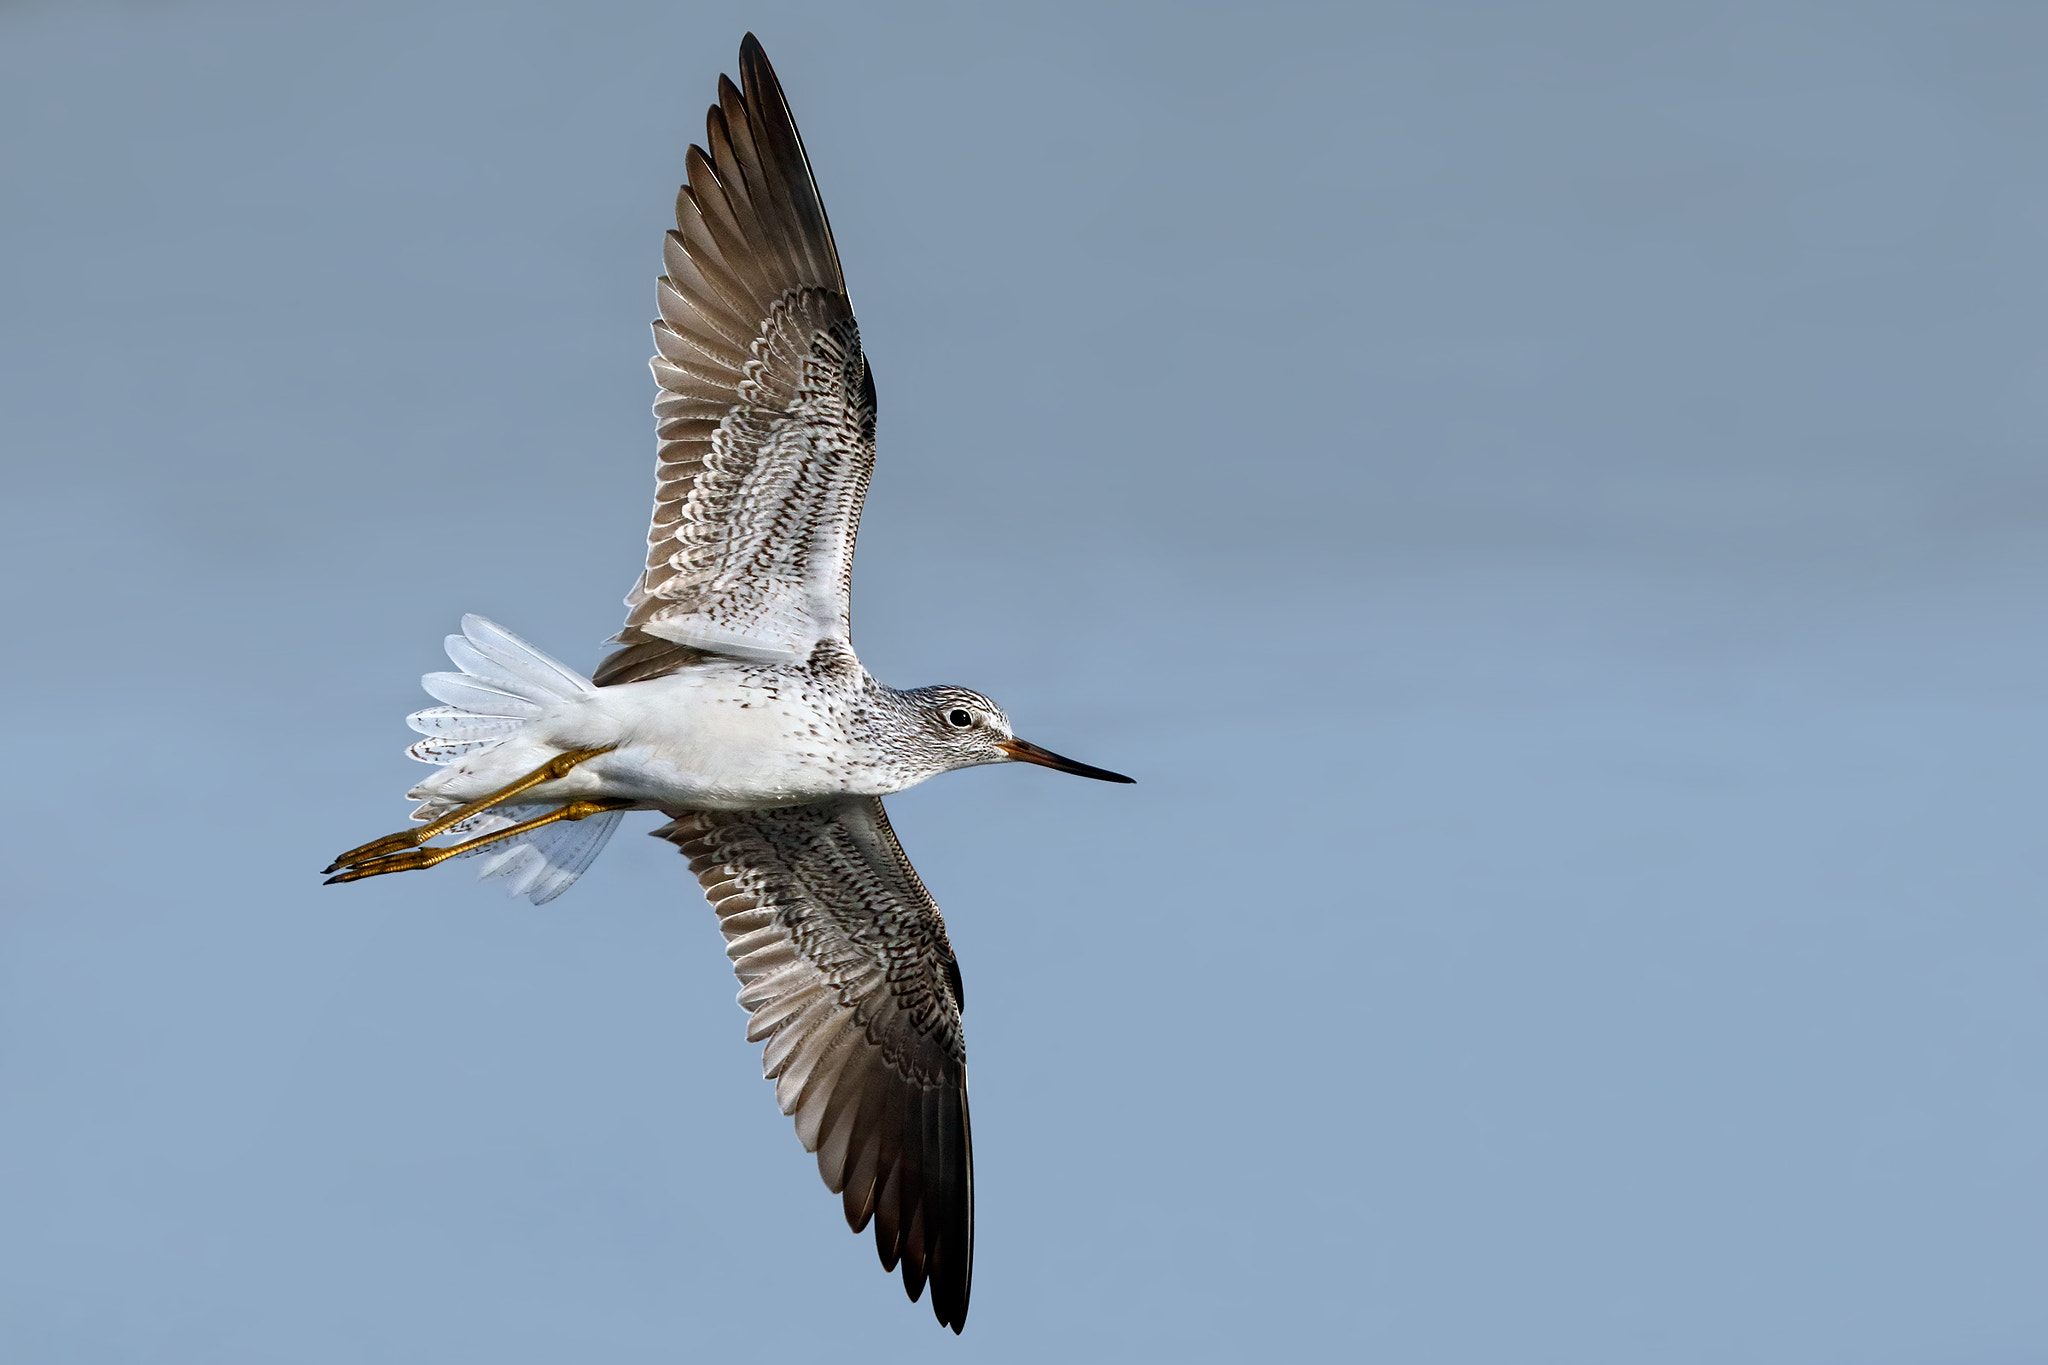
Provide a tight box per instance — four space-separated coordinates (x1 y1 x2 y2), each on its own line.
324 831 426 874
323 847 436 884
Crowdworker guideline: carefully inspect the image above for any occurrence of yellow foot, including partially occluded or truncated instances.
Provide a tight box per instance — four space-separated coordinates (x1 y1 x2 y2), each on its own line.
322 746 616 874
323 799 631 886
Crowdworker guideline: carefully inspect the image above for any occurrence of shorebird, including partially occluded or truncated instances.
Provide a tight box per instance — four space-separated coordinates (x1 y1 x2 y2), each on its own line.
322 32 1131 1333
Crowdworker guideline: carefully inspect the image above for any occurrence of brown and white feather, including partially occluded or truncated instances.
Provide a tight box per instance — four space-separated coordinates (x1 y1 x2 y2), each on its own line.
617 34 876 678
655 795 974 1331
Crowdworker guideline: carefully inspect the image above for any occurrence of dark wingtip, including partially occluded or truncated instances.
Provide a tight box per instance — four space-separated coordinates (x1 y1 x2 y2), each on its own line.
739 32 772 83
935 1279 969 1332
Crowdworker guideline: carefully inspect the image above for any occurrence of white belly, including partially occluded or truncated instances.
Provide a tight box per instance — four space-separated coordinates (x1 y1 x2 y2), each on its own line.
413 666 865 813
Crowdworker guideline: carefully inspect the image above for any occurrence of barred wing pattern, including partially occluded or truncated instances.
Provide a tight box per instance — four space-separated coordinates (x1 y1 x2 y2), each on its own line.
624 34 876 668
655 796 974 1332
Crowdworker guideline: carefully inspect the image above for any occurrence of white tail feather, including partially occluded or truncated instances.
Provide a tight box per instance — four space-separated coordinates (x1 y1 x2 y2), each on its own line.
403 616 620 905
418 673 545 717
450 614 598 701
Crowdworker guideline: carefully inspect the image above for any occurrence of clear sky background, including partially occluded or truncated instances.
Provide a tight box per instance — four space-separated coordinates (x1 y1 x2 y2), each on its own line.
4 1 2048 1360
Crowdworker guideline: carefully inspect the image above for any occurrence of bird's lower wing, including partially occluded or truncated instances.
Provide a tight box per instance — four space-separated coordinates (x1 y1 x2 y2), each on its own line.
654 795 973 1332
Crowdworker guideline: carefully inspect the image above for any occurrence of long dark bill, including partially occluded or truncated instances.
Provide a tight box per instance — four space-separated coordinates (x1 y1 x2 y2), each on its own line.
999 738 1136 784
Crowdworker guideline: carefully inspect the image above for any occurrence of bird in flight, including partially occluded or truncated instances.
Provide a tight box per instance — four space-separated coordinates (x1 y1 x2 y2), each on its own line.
322 32 1132 1333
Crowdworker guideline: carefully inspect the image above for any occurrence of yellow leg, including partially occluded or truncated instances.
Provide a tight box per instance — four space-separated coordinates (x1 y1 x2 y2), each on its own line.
323 799 633 885
323 745 617 874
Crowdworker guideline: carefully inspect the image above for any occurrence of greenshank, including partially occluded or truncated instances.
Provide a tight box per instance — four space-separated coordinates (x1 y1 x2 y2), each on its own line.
323 32 1132 1333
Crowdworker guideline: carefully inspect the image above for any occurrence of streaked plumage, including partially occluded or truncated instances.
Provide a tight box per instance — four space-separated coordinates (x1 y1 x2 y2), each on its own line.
662 797 971 1317
325 34 1131 1334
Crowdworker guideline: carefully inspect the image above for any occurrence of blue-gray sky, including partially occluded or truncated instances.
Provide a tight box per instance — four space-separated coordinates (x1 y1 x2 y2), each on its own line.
5 1 2048 1360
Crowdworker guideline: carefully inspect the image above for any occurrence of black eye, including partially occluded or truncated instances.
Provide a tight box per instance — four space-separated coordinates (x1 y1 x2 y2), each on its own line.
947 708 973 728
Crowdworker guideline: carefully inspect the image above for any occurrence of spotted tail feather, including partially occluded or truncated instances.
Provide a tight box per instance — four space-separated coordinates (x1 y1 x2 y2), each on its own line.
404 615 620 905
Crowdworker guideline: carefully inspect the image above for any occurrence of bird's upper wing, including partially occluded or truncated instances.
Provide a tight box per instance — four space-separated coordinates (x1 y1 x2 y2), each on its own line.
655 795 973 1332
613 33 875 676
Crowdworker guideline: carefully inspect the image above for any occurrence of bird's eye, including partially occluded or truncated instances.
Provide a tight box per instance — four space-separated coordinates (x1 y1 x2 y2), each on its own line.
947 708 973 728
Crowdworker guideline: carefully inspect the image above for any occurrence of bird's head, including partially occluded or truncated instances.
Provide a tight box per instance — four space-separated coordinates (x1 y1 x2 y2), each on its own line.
904 685 1135 784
